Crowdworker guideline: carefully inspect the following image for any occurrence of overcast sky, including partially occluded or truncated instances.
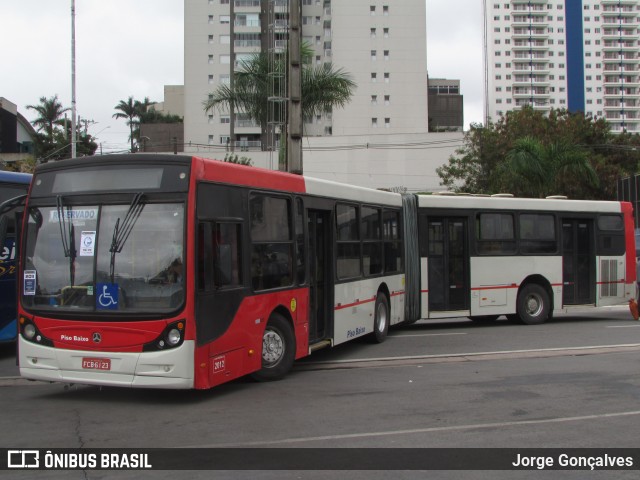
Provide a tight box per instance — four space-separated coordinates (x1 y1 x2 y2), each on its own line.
2 0 484 153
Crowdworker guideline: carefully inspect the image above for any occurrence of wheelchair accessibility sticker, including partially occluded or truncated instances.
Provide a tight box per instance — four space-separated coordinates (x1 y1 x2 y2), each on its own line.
96 283 118 310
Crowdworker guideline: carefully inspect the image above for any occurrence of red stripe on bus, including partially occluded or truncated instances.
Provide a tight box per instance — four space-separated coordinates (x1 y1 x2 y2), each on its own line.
335 297 376 311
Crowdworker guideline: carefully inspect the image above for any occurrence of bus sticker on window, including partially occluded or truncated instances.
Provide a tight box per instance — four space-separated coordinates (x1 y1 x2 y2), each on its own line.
96 283 119 310
80 231 96 256
24 270 36 295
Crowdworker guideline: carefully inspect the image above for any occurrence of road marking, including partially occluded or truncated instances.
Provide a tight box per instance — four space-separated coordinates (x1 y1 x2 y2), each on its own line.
607 325 640 328
199 410 640 447
297 343 640 370
391 333 468 338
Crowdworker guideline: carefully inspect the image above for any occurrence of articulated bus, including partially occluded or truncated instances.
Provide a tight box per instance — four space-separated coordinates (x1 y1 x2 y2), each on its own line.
0 170 32 343
9 155 636 389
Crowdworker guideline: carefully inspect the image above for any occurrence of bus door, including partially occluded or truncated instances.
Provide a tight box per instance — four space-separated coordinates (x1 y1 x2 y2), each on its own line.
427 217 470 312
307 209 333 343
562 218 595 305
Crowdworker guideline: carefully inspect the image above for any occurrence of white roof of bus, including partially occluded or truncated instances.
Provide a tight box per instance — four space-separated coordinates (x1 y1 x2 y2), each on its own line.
417 193 623 213
304 176 403 207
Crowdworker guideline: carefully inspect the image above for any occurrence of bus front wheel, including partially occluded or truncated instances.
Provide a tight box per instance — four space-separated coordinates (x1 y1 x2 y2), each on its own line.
252 313 295 382
515 284 550 325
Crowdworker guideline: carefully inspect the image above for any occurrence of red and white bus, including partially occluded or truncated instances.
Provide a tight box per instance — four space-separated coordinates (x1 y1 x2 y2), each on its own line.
13 154 636 389
16 154 405 389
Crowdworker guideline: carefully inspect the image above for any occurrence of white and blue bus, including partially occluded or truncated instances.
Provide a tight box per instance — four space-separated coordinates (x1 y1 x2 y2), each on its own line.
0 170 32 343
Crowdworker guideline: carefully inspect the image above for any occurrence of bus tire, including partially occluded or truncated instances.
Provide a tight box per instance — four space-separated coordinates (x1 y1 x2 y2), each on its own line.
252 313 295 382
515 284 550 325
369 293 389 343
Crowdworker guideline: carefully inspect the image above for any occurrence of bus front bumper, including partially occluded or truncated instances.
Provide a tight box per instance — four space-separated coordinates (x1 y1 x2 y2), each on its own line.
18 337 195 389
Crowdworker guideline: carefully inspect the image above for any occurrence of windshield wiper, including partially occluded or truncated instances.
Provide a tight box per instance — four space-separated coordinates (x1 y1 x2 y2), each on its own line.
109 192 145 283
56 196 76 286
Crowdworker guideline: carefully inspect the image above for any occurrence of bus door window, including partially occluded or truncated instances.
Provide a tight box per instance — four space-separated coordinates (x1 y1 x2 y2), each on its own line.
562 219 594 305
428 217 469 312
250 194 293 291
213 223 242 288
295 198 306 285
308 209 331 342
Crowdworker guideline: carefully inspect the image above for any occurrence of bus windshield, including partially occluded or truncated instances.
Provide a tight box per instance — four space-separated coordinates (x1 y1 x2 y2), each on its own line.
22 202 185 315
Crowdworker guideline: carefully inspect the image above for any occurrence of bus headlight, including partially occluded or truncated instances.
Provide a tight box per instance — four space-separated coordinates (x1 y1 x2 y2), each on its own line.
143 320 185 352
166 328 181 346
24 323 36 340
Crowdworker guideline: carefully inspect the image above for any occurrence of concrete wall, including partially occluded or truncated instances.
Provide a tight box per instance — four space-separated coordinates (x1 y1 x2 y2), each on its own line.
178 131 463 193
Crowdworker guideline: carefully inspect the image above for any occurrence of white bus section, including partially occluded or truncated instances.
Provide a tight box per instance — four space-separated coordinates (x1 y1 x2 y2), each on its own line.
417 194 634 320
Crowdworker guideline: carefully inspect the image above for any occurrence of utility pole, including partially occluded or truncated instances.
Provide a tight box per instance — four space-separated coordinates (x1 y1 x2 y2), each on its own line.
71 0 77 158
287 0 302 174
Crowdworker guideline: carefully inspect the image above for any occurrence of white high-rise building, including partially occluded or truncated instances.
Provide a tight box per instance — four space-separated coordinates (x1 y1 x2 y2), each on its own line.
484 0 640 133
184 0 429 150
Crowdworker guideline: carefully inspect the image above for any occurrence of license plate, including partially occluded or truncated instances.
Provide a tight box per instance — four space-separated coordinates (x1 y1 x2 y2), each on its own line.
81 358 111 371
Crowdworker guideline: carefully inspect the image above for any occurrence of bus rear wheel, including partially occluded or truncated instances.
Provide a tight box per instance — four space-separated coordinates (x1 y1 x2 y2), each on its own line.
369 293 389 343
252 313 295 382
515 284 550 325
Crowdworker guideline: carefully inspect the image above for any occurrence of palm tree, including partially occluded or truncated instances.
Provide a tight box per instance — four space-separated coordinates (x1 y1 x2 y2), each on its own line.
501 137 599 198
203 47 355 165
26 95 70 141
113 96 139 152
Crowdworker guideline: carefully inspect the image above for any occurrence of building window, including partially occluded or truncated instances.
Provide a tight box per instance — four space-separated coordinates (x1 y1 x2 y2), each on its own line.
208 55 214 64
384 118 390 128
208 35 214 44
371 95 378 105
384 95 390 105
220 116 230 124
371 50 377 61
220 35 230 44
383 28 389 38
371 28 376 38
371 72 377 82
208 75 214 84
208 15 214 24
383 5 389 15
370 5 375 15
208 115 214 124
372 117 378 127
220 15 230 24
220 74 230 85
220 54 230 64
384 50 389 60
384 72 390 83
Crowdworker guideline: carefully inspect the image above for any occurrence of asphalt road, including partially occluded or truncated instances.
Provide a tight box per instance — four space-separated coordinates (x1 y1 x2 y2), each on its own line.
1 307 640 480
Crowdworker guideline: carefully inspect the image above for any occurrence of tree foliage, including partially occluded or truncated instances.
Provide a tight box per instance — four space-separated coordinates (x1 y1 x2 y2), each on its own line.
113 96 182 152
202 45 355 143
437 107 640 199
26 95 97 161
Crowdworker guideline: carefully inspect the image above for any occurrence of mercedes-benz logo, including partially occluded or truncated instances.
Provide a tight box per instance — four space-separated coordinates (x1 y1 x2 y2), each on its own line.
92 332 102 344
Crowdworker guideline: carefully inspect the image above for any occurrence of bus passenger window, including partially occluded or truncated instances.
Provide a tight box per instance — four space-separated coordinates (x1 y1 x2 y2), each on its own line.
519 214 557 254
476 213 516 255
336 204 361 279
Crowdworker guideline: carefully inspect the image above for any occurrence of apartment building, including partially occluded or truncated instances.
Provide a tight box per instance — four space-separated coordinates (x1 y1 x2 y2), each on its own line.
485 0 640 133
184 0 429 150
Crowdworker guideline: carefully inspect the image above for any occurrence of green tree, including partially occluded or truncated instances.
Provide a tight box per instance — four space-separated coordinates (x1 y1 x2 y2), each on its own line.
499 137 599 198
203 46 355 165
26 95 70 142
113 96 139 152
437 107 640 199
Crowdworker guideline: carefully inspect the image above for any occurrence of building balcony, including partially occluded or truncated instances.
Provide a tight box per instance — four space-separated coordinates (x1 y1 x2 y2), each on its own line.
512 89 549 98
512 76 550 86
604 88 640 97
513 64 549 74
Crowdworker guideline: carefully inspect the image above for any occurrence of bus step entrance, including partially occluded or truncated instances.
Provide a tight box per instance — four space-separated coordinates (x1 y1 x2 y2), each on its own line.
309 339 332 353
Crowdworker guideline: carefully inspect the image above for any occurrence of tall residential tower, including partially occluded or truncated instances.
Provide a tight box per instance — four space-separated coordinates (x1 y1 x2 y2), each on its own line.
184 0 429 150
485 0 640 132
